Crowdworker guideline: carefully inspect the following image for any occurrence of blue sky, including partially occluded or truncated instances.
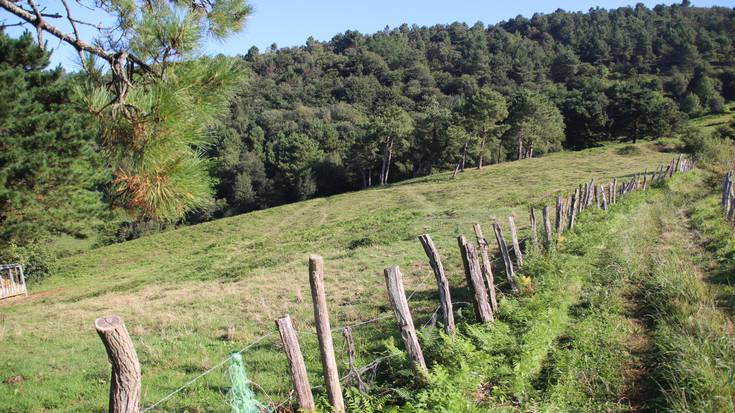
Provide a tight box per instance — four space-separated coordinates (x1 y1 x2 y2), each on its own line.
2 0 734 69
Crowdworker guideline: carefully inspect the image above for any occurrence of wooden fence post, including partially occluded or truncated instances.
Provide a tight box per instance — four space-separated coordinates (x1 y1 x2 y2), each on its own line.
594 185 600 209
580 183 588 210
471 224 498 312
529 207 538 245
612 178 617 204
542 206 553 249
384 266 427 372
458 236 494 323
418 234 455 333
95 316 141 413
308 256 344 412
493 221 519 294
555 196 563 236
276 315 315 412
342 327 367 393
508 216 524 268
587 178 596 207
722 172 732 213
569 187 579 229
600 185 608 211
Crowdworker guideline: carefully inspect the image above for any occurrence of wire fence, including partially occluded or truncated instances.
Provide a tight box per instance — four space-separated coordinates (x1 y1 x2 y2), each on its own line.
141 272 437 412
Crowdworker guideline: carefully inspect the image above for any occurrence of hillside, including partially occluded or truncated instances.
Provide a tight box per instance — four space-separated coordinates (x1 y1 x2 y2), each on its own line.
0 142 677 411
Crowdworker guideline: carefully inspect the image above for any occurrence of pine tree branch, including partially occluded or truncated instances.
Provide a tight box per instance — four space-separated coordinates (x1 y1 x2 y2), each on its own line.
0 0 150 72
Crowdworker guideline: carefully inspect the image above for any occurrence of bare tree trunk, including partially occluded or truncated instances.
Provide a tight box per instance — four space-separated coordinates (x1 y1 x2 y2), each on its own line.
380 138 394 185
517 133 524 160
477 137 486 170
460 140 468 172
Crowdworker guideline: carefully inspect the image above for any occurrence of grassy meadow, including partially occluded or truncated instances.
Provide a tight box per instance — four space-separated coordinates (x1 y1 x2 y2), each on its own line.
0 142 683 412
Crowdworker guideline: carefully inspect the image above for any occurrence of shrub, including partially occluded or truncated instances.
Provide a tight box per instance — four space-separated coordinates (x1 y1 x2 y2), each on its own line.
0 242 55 282
616 145 642 156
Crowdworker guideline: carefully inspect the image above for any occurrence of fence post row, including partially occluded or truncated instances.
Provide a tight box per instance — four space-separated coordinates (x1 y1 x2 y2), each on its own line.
458 236 495 323
308 255 345 412
384 266 427 373
88 158 698 411
418 234 456 334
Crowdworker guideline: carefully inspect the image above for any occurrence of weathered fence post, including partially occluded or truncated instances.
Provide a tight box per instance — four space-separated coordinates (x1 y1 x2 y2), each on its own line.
542 206 553 249
594 185 600 209
308 255 344 412
612 178 617 204
581 183 588 210
529 207 538 245
600 185 608 211
458 236 494 323
492 221 519 293
342 327 367 393
555 196 563 236
276 315 315 412
587 178 596 207
418 234 455 333
569 187 579 229
384 266 427 372
471 224 498 312
508 216 524 268
722 172 732 213
95 316 141 413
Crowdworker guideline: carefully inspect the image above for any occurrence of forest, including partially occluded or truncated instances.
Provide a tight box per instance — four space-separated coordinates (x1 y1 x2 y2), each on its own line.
2 1 735 261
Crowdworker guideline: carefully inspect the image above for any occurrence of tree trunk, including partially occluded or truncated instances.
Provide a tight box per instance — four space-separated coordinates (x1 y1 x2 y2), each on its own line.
460 140 468 172
380 138 394 185
517 132 524 160
477 137 486 170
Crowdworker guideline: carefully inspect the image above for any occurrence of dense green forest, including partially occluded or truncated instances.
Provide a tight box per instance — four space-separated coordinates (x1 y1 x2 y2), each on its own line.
210 2 735 215
2 1 735 261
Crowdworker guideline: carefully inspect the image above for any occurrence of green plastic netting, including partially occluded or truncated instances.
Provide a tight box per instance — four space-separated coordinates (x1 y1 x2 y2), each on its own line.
226 353 267 413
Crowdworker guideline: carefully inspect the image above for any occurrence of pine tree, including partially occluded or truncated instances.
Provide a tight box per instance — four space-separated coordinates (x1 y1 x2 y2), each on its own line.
0 31 106 243
0 0 252 222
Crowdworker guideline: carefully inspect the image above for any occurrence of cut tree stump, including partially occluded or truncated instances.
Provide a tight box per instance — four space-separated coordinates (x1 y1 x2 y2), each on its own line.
95 316 141 413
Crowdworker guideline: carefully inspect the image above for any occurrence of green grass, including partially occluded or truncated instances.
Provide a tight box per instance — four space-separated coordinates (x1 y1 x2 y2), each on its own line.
0 142 677 412
687 102 735 136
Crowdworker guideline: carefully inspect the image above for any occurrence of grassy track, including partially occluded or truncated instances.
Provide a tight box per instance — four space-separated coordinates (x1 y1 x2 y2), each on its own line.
0 142 675 412
384 170 735 412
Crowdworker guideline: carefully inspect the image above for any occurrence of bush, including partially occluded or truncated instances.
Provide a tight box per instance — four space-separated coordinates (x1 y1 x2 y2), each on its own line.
680 128 735 173
0 242 55 283
616 145 642 156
